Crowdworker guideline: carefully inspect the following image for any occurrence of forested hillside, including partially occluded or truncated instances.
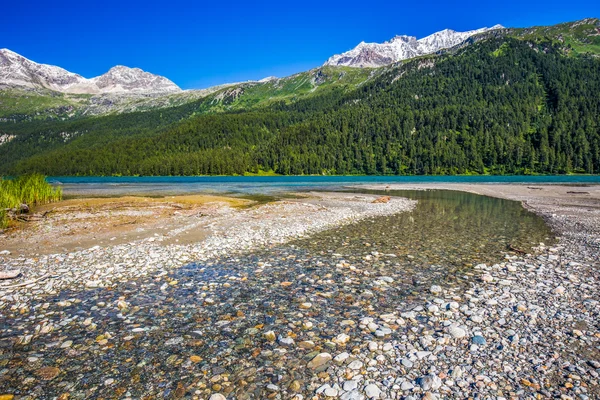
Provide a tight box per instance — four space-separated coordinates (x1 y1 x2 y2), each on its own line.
1 19 600 176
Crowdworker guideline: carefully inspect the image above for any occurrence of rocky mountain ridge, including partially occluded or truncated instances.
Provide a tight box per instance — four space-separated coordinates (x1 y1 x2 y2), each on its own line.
324 25 504 67
0 49 181 95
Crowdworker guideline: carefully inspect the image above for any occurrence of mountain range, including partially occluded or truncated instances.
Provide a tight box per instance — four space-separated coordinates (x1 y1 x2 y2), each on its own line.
1 24 509 98
0 24 508 96
324 25 504 67
0 48 181 95
1 18 600 177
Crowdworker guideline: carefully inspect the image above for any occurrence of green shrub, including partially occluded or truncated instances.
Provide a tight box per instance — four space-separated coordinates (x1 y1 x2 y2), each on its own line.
0 174 62 228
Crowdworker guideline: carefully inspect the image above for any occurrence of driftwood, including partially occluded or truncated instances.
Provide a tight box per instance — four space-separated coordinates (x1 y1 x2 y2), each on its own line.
6 209 50 223
567 191 590 194
15 214 45 222
508 244 526 255
527 187 543 190
0 270 21 280
0 273 52 288
4 204 30 214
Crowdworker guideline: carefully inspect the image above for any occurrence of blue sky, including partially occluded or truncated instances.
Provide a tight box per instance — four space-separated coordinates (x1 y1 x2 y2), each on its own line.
2 0 598 89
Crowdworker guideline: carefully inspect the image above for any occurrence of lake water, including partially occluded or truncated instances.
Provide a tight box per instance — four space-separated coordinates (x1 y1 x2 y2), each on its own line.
48 175 600 197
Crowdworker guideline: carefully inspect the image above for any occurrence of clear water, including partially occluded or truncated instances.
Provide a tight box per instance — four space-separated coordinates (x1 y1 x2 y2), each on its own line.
48 175 600 197
0 189 555 398
296 189 554 294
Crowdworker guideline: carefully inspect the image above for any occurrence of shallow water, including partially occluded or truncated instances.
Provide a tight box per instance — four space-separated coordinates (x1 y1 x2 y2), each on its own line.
0 190 554 398
297 189 553 292
49 175 600 197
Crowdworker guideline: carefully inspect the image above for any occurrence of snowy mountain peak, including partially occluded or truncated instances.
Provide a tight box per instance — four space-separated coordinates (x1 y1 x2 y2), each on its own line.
389 35 417 44
324 25 504 68
0 49 181 95
258 76 278 83
1 48 22 57
91 65 180 94
1 48 87 92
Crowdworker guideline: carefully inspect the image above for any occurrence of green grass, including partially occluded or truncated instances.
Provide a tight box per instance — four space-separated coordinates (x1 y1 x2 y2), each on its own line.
0 90 79 119
185 66 378 114
510 18 600 56
0 174 62 228
0 65 379 123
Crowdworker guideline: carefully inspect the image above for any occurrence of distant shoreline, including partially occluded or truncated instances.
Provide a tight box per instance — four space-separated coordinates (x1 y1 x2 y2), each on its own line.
46 175 600 198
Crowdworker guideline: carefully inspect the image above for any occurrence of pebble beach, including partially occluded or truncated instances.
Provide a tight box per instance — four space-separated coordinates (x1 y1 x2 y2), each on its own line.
0 185 599 400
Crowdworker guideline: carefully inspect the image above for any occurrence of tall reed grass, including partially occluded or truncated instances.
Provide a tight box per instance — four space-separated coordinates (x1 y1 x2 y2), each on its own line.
0 174 62 228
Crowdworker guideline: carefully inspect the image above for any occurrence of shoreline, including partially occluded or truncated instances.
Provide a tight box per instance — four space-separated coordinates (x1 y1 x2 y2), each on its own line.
1 184 599 399
0 191 416 297
354 183 600 239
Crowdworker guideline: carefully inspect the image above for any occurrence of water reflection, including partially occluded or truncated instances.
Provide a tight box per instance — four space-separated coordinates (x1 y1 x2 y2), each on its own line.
298 189 554 288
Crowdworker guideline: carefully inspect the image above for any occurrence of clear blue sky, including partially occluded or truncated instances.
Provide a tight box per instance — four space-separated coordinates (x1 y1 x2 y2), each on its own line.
2 0 598 89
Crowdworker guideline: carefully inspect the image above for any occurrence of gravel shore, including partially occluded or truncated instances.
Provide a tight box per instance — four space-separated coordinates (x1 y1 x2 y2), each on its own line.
1 185 599 399
0 192 415 311
337 184 599 399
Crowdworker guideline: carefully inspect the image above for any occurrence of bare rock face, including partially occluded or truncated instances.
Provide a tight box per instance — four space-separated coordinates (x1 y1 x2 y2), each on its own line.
0 49 87 91
329 46 396 68
0 49 181 95
324 25 503 68
91 65 180 94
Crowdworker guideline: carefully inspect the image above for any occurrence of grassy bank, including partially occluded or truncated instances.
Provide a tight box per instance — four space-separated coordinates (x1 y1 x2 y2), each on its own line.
0 174 62 228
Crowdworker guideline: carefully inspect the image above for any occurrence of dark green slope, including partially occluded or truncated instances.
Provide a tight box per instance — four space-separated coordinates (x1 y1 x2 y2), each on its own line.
0 66 375 172
2 19 600 176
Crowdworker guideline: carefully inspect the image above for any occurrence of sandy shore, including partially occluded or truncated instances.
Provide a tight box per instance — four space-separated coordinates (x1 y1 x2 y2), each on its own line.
0 194 252 256
356 182 600 207
0 192 415 258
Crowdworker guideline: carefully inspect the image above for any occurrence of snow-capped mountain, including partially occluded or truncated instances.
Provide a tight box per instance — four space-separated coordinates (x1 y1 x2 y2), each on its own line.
0 49 88 92
0 49 181 94
90 65 180 94
325 25 504 68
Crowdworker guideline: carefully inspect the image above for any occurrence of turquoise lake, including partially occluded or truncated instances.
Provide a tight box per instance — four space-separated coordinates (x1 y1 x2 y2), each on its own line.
49 175 600 196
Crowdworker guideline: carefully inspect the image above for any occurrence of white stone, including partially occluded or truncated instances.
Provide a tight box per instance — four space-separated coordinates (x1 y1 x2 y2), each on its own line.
364 383 382 399
334 352 350 363
553 286 566 295
470 315 483 323
430 285 442 294
334 333 350 344
418 374 442 391
448 326 466 339
278 336 294 346
427 304 439 313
